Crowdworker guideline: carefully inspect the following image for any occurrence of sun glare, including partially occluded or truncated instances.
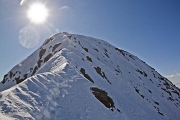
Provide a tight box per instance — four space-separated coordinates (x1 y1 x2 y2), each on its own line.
27 3 48 24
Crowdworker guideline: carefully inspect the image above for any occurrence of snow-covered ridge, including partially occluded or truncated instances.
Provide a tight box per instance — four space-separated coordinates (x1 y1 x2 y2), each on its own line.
0 32 70 91
0 32 180 120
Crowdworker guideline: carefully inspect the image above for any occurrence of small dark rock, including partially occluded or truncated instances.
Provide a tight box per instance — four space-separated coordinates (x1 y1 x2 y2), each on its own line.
80 68 94 83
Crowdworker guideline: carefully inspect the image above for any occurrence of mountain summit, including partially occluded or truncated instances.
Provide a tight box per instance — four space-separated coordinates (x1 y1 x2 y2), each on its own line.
0 32 180 120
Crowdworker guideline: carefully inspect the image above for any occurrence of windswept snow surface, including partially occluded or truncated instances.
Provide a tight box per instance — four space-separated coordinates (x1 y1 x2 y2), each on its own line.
0 32 180 120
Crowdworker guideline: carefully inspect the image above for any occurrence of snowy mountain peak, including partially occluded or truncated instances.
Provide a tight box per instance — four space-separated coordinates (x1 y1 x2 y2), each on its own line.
0 32 180 120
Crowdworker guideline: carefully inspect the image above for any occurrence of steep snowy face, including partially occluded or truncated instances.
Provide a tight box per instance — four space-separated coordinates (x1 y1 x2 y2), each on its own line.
0 32 180 120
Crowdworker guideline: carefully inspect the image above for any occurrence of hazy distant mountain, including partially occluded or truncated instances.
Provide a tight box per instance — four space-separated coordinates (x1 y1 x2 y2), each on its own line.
0 32 180 120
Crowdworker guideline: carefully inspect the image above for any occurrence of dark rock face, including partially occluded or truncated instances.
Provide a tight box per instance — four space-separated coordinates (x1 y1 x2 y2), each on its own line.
78 41 89 52
80 68 94 83
115 48 125 56
93 48 99 52
83 48 88 52
43 37 54 45
37 60 43 68
2 74 8 84
32 66 38 76
39 48 46 59
90 87 115 109
52 43 61 52
14 73 28 84
136 69 147 77
44 53 53 63
94 67 111 84
115 65 121 73
104 48 110 58
86 56 92 62
10 71 13 78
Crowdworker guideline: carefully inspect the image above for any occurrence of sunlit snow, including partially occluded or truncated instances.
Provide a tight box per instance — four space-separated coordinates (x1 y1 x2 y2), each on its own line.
0 32 180 120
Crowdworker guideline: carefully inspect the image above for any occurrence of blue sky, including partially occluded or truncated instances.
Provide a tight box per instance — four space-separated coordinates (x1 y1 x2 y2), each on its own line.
0 0 180 86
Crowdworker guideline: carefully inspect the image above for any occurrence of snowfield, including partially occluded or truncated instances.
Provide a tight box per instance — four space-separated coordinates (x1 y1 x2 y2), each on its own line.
0 32 180 120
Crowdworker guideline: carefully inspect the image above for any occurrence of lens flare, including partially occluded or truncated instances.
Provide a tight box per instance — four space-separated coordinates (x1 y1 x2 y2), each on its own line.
19 26 40 48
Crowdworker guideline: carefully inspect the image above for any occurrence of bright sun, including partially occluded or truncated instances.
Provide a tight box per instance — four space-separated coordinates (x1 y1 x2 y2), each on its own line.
27 3 48 24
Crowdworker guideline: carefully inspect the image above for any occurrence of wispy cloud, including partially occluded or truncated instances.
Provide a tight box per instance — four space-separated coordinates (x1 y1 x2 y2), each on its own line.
59 6 71 11
165 73 180 78
166 74 176 78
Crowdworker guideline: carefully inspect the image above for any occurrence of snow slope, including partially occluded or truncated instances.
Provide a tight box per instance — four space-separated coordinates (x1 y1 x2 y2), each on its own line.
0 32 180 120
